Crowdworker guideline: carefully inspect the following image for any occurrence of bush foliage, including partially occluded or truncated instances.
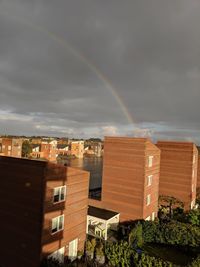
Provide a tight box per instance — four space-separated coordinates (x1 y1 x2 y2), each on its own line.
141 220 200 247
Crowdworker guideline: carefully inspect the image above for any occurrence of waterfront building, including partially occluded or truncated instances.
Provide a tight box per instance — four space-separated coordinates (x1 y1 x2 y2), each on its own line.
91 137 160 222
30 140 57 162
71 141 84 159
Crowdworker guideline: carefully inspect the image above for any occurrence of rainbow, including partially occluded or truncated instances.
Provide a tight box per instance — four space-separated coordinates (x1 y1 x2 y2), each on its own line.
4 12 135 126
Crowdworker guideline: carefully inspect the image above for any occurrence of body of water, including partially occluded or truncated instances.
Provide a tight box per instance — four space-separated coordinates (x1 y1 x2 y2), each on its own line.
58 157 103 190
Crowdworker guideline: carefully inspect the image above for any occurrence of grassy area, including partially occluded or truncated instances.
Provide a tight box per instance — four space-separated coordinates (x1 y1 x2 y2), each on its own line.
143 243 196 266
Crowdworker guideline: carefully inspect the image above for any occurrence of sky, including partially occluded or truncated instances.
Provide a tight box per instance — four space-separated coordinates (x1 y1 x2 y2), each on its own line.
0 0 200 142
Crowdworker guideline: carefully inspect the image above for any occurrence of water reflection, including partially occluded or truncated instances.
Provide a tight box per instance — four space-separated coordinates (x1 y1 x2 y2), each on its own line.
58 157 103 190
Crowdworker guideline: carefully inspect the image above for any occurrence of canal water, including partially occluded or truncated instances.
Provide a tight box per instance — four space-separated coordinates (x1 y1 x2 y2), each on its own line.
60 157 103 190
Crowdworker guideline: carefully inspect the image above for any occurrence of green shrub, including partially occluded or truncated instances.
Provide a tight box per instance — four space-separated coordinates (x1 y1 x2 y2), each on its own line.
128 222 143 248
142 220 200 247
186 209 200 226
188 255 200 267
105 241 133 267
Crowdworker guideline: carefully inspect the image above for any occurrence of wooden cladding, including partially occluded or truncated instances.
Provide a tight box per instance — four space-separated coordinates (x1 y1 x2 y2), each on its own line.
0 157 89 267
101 137 160 222
157 141 198 210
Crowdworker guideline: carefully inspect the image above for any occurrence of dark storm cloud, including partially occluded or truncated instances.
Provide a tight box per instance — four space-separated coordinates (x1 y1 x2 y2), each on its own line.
0 0 200 141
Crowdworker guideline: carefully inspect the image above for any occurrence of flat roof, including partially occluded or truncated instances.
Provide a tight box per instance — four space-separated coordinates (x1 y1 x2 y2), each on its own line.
88 205 119 220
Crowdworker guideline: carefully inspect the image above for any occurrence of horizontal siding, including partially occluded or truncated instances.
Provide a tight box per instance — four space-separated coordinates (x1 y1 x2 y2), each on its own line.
157 141 198 210
102 137 160 221
0 157 44 267
41 165 89 258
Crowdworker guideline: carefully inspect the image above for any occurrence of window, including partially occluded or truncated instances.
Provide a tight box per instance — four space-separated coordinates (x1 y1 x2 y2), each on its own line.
192 184 194 193
152 212 155 221
95 229 101 237
192 169 195 178
51 215 64 234
53 186 66 203
148 156 153 167
191 200 195 209
193 154 196 164
48 247 65 263
8 145 11 151
147 175 153 186
146 194 151 206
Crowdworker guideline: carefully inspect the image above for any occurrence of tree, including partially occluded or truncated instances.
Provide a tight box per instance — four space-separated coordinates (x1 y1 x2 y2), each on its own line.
186 209 200 226
159 195 184 219
128 222 143 248
22 140 32 158
196 187 200 206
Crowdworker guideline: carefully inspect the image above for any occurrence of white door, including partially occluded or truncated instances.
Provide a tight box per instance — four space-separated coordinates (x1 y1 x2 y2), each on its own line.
48 247 65 263
68 238 78 260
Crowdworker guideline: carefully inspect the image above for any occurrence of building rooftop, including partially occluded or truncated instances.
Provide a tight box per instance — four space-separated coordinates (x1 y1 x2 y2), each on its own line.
57 144 69 149
88 205 119 220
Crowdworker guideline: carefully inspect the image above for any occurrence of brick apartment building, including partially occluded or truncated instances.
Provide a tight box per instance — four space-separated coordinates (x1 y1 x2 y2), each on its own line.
31 141 57 162
71 141 84 159
0 156 89 267
0 137 22 157
89 137 160 222
157 141 198 210
91 142 102 157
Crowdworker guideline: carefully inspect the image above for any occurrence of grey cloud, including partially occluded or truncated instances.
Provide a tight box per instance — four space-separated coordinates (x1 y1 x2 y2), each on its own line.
0 0 200 141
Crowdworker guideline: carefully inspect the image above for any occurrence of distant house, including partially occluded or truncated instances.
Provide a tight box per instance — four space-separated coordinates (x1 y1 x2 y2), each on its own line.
30 140 57 162
31 144 43 159
0 138 22 158
71 141 84 158
57 144 70 156
91 142 102 157
84 145 95 156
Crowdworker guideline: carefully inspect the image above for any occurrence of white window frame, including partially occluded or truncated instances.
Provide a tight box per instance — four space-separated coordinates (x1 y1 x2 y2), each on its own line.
51 215 64 234
191 200 195 209
146 194 151 206
147 175 153 186
193 154 196 164
192 169 195 178
148 156 154 167
192 184 194 193
53 185 66 203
